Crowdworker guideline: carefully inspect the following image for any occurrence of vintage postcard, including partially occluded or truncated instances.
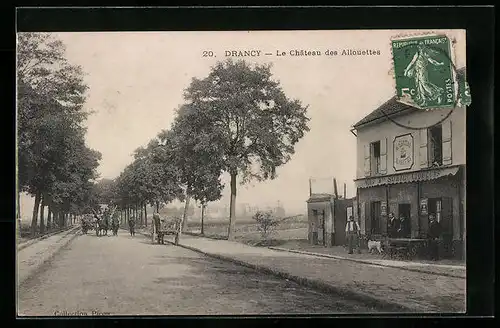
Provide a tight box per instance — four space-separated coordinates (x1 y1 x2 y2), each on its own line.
16 29 467 316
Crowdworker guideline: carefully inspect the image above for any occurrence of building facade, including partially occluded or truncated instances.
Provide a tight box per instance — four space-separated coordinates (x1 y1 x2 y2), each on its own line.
351 83 466 259
307 194 353 247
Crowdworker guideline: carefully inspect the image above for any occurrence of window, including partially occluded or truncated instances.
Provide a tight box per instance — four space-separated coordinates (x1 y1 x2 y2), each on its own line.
371 141 381 174
428 198 442 223
370 201 381 234
428 125 443 166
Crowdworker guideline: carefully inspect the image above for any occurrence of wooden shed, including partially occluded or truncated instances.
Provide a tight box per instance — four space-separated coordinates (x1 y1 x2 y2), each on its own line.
306 194 354 247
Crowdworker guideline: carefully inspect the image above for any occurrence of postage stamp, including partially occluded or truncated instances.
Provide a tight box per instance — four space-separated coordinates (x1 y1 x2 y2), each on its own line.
391 34 462 109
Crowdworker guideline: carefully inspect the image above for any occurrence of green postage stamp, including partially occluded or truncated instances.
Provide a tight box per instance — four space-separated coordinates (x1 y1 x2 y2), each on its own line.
391 34 471 109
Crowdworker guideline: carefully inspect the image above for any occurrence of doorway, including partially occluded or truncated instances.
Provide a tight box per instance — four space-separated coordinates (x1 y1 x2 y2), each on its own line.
313 209 326 246
370 201 381 235
398 203 411 238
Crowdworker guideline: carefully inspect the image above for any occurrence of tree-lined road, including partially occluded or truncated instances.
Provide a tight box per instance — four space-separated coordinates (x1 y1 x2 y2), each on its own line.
18 232 374 316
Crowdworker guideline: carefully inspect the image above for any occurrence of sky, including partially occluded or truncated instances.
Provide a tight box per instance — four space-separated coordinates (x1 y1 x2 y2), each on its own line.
18 29 466 218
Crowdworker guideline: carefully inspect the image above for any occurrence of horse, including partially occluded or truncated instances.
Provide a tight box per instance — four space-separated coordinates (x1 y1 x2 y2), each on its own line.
111 217 119 236
94 215 109 237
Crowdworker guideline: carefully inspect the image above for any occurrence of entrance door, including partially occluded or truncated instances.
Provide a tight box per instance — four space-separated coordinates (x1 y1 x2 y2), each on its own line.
370 201 381 235
316 210 325 245
440 197 453 257
398 203 411 238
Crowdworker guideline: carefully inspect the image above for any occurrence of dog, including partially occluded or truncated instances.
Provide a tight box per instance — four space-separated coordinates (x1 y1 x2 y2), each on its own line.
367 240 384 254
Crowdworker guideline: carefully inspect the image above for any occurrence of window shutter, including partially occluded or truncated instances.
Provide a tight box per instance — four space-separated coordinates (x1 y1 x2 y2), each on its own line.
419 129 429 168
359 201 366 234
364 144 371 177
442 120 452 165
365 202 371 235
353 199 358 220
379 138 387 175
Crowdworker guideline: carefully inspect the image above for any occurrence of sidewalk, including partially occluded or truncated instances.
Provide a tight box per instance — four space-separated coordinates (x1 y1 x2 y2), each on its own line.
148 232 465 313
269 243 465 279
17 226 80 286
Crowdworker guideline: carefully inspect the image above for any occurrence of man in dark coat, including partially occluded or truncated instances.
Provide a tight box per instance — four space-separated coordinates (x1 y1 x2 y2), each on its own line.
398 214 410 238
387 213 399 238
427 214 442 260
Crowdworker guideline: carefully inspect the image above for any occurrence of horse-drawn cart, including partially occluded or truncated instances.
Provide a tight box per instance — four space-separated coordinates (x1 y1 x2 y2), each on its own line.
152 216 180 245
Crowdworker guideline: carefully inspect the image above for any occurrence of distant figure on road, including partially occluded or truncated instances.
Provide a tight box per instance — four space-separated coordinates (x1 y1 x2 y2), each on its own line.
345 216 361 254
128 216 136 236
111 211 120 236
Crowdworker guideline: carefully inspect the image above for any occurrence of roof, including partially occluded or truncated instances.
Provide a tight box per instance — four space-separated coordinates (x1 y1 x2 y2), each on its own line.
307 193 334 203
352 67 467 129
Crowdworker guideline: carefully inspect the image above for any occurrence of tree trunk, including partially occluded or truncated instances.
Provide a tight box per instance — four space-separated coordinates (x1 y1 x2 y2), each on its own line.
144 203 148 227
228 171 237 240
39 196 46 234
31 191 41 237
47 207 52 231
181 194 191 232
201 204 205 235
156 201 159 213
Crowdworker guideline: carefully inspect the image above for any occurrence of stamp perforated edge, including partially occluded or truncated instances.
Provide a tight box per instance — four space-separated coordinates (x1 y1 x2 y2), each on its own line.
388 30 462 110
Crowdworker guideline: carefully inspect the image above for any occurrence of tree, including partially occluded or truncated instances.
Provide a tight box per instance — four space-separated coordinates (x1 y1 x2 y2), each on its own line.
158 123 223 237
181 59 310 240
253 210 281 242
17 33 96 236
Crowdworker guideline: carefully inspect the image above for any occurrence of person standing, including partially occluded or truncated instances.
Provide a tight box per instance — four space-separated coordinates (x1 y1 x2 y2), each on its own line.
387 212 399 238
427 214 441 260
152 212 162 244
345 216 361 254
398 214 410 238
128 216 136 236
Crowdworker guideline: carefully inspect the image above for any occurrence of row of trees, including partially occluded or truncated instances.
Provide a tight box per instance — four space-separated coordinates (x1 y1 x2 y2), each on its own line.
17 33 102 237
96 59 310 241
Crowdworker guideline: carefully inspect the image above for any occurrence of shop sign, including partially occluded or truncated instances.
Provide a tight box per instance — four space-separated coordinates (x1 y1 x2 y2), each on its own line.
355 166 460 189
420 198 428 215
381 201 387 216
393 134 414 171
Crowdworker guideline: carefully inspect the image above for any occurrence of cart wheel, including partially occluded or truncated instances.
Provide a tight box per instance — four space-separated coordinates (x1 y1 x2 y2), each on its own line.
410 245 417 259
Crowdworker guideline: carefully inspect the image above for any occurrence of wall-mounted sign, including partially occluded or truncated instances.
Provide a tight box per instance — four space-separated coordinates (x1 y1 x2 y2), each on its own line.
354 166 459 189
420 198 428 215
381 201 387 216
393 134 414 171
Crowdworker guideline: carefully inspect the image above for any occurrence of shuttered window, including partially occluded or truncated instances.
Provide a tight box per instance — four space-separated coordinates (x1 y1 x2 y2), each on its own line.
442 120 453 165
364 144 371 177
420 128 429 168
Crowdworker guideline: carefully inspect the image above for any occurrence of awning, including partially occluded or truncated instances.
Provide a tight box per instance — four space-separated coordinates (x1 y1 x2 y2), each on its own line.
355 166 461 189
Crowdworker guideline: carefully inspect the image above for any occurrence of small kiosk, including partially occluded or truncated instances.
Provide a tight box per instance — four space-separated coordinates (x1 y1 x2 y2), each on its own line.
306 192 354 247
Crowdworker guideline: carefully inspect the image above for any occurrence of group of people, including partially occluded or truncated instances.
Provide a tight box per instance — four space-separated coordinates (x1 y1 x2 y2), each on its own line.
344 213 443 260
387 213 411 238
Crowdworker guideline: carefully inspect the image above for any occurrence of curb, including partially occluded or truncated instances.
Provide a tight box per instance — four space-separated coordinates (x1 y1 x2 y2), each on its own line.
269 247 465 279
17 225 77 251
146 234 415 313
17 228 80 286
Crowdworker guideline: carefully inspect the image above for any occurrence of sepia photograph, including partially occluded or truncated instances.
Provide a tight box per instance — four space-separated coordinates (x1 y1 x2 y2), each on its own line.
16 28 468 316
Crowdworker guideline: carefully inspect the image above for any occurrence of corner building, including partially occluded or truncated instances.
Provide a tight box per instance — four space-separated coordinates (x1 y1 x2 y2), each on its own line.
351 69 466 260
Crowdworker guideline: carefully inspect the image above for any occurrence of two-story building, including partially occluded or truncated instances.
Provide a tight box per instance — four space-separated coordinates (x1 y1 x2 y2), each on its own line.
351 68 466 260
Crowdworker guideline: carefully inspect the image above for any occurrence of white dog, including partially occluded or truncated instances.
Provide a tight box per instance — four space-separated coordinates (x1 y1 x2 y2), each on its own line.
367 240 383 254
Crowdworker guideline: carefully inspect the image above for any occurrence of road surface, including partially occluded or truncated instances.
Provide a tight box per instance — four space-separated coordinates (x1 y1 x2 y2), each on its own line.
18 230 378 316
